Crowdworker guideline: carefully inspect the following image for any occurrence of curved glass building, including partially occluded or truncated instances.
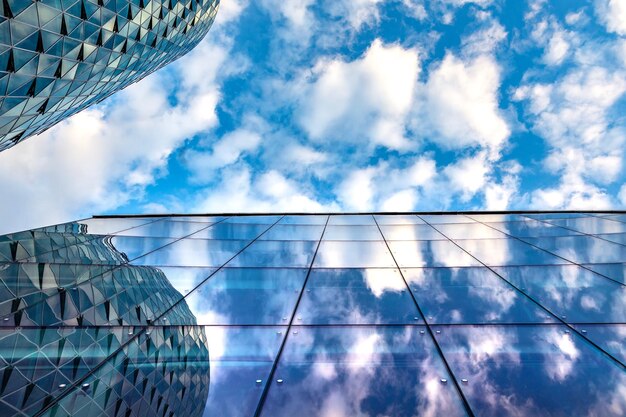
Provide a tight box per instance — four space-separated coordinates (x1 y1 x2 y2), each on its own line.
0 220 210 417
0 0 220 151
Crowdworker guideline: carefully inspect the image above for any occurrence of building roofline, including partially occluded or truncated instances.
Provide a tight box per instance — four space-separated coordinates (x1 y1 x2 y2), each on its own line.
93 210 626 218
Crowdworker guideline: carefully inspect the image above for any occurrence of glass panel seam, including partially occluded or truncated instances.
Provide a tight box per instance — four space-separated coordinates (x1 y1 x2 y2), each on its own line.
474 216 626 288
376 215 477 417
252 215 330 417
418 215 626 371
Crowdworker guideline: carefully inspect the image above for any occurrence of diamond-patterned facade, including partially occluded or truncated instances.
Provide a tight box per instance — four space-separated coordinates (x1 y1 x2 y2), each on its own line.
0 222 210 417
0 0 220 151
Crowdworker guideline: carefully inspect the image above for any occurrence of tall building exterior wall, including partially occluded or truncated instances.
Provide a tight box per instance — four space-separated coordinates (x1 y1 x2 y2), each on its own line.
0 212 625 416
0 0 219 151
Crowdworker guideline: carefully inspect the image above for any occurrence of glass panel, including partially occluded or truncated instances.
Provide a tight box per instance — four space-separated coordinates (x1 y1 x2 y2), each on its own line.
175 268 308 325
435 324 626 417
434 223 508 239
545 217 626 234
114 219 210 238
24 236 178 265
582 263 626 285
202 326 285 417
279 215 328 225
602 214 626 223
229 240 318 267
260 326 469 417
327 215 375 225
296 269 418 324
165 216 227 223
467 214 528 222
419 214 474 224
524 235 626 264
454 239 569 266
130 239 247 267
314 241 396 268
524 213 587 220
379 224 445 240
405 267 554 324
596 233 626 245
259 225 324 241
485 220 581 237
572 324 626 365
374 214 425 224
323 225 382 241
191 223 270 240
388 240 481 267
224 216 281 224
493 265 626 323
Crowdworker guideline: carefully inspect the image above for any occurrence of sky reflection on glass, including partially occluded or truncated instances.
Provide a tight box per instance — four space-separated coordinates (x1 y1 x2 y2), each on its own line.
1 213 626 417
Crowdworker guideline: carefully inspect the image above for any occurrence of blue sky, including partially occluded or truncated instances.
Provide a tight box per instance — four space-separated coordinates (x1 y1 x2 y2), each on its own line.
0 0 625 233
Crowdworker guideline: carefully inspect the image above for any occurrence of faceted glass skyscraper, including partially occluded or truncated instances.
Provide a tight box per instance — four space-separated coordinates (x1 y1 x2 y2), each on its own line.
0 0 219 151
1 212 626 416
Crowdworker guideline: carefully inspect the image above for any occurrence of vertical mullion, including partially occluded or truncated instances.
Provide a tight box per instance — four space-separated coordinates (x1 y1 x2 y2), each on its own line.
418 215 626 371
252 215 330 417
373 214 477 417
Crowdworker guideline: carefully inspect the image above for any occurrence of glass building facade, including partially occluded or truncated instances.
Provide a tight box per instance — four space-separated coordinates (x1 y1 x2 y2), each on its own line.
0 212 625 416
0 0 219 151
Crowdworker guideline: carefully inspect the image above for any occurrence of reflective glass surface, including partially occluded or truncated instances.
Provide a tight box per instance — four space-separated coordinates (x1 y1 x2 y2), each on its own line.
260 225 325 241
435 325 626 417
323 225 382 241
315 241 396 268
260 326 470 417
524 235 626 264
405 267 554 324
327 215 375 225
483 219 581 237
544 216 626 234
379 224 445 240
388 240 481 267
433 223 508 239
114 219 211 238
179 268 308 325
454 238 569 266
296 268 418 324
374 214 425 224
1 212 626 417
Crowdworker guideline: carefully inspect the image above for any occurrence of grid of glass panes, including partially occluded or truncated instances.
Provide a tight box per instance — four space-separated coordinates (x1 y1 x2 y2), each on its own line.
0 0 219 151
0 212 625 417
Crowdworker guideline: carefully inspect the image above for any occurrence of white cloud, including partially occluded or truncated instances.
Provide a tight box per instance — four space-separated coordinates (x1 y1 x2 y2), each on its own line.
461 20 508 55
185 128 262 182
194 165 337 212
327 0 385 30
381 189 418 212
0 8 246 234
543 29 570 65
337 167 380 211
299 39 420 150
259 0 316 43
414 53 510 153
595 0 626 36
443 152 490 202
401 0 427 20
